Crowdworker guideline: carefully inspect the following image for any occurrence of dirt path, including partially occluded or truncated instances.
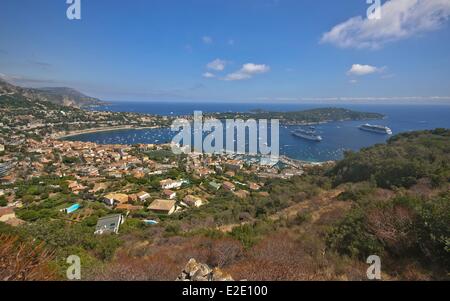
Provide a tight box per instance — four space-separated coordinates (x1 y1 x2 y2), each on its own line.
268 189 344 222
217 188 346 233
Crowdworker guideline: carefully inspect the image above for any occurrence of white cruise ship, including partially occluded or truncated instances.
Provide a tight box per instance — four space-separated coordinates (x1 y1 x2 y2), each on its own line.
292 129 323 142
359 124 393 135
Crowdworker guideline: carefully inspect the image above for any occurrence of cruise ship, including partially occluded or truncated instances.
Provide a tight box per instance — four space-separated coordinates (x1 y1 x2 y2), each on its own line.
292 129 323 142
359 124 393 135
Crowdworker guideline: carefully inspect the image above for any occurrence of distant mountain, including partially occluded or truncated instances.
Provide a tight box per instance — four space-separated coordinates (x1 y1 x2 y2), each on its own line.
0 78 105 108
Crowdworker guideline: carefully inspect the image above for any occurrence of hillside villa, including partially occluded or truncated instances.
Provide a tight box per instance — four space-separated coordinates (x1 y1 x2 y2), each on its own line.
148 199 176 215
183 195 204 207
94 214 124 235
103 193 129 206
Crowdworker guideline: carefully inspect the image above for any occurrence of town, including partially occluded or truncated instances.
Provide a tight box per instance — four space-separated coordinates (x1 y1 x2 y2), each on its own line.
0 134 311 233
1 80 447 282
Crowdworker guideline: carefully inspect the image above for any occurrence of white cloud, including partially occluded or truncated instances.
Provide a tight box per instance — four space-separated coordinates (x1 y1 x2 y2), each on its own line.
207 59 227 71
347 64 384 76
224 63 271 81
202 36 213 44
349 79 358 84
321 0 450 49
202 72 216 78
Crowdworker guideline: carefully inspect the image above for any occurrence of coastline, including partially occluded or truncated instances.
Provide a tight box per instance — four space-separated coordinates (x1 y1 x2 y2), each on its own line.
51 116 386 164
54 125 335 165
48 107 403 164
53 125 162 139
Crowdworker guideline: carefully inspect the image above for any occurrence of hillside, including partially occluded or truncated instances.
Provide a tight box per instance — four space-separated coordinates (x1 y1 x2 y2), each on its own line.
0 93 168 140
212 107 384 124
0 129 447 280
331 128 450 188
0 78 104 108
100 129 448 280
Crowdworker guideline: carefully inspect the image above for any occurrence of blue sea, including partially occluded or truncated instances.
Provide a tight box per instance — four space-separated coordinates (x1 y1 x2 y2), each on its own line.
69 102 450 162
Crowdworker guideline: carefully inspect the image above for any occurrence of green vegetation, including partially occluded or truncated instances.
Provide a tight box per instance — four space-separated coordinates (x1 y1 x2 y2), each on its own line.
324 129 450 276
212 107 384 124
229 220 279 249
0 128 448 280
330 129 450 189
327 192 449 271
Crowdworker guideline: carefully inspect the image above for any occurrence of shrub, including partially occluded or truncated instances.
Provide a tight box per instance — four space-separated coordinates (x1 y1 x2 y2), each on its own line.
327 209 383 260
416 194 450 269
330 130 450 189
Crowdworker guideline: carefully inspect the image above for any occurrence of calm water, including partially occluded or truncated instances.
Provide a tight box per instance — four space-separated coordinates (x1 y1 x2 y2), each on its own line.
71 102 450 162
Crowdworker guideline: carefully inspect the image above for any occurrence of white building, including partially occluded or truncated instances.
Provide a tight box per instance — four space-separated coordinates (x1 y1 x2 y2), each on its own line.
137 191 150 201
159 179 185 190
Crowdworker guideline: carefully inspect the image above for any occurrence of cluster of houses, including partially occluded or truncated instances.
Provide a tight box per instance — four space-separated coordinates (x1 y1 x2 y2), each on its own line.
101 177 204 216
0 134 306 237
0 138 178 185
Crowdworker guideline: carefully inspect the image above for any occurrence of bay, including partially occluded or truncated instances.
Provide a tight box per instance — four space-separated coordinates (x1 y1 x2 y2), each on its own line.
69 102 450 162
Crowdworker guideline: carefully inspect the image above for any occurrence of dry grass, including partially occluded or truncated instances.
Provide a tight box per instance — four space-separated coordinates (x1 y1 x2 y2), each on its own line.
0 234 57 281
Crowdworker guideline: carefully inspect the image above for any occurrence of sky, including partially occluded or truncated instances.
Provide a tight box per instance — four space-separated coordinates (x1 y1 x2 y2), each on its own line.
1 0 450 103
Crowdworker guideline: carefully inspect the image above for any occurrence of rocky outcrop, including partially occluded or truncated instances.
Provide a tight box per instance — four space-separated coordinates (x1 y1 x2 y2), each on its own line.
176 258 234 281
0 78 104 108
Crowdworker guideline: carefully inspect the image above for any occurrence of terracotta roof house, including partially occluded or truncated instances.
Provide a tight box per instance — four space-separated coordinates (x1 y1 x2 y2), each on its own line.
162 189 176 200
249 182 261 191
234 189 250 199
1 175 16 185
116 204 144 211
183 195 204 208
0 207 15 222
132 170 145 179
225 171 236 177
196 168 214 178
128 194 139 202
148 199 176 215
222 181 236 191
103 193 129 206
67 180 86 194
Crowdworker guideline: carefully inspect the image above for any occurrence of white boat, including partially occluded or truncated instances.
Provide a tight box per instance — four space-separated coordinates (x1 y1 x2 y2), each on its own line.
359 124 393 135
